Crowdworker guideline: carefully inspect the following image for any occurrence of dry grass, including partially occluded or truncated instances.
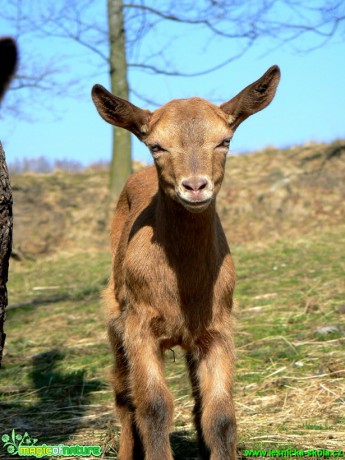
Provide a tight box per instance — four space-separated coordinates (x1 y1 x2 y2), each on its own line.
2 226 344 458
1 141 344 458
10 140 345 257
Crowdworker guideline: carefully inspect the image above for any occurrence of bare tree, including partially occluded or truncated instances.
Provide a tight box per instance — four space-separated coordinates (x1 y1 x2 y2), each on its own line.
108 0 132 198
1 0 344 197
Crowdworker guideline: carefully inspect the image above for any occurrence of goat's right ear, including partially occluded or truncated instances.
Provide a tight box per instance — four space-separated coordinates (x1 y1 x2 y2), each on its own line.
91 84 151 140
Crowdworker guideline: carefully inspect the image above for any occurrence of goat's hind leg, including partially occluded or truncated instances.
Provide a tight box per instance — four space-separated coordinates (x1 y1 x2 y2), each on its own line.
108 325 144 460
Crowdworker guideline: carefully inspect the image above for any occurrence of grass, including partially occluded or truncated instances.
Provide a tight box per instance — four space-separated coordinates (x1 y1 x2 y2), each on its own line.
1 226 344 459
232 228 345 453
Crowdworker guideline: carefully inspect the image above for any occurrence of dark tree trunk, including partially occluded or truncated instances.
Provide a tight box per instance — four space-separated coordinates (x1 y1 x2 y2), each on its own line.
0 142 12 368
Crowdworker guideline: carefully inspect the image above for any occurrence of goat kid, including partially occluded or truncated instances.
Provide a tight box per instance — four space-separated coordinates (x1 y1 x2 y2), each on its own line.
92 65 280 460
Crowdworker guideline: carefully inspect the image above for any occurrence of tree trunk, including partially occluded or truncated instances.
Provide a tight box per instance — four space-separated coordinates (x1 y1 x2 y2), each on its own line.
108 0 132 200
0 142 12 368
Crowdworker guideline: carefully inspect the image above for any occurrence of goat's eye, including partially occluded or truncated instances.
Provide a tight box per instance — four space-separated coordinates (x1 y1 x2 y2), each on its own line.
149 144 166 153
217 138 231 149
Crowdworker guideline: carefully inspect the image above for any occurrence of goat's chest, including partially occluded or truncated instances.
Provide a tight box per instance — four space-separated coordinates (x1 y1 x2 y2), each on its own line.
120 224 235 342
123 231 195 308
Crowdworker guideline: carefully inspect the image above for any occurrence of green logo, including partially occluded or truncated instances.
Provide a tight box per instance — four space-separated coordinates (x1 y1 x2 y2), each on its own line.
1 429 102 458
1 430 38 455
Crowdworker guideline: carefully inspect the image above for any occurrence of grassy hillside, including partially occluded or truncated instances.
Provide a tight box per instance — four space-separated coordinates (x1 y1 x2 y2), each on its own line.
1 141 344 459
10 140 345 256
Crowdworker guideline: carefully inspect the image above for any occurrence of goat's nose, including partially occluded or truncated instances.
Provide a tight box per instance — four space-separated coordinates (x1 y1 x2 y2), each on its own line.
181 176 208 192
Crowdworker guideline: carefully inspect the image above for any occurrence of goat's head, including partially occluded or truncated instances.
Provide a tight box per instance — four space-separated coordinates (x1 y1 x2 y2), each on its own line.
0 37 17 101
92 65 280 212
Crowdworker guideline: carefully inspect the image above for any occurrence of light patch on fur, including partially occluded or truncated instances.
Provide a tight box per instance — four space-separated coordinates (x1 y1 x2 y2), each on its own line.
146 362 162 389
227 114 236 125
140 124 148 135
210 365 228 397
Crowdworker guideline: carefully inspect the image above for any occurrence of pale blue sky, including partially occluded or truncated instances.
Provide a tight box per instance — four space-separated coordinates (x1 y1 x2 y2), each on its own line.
0 1 344 166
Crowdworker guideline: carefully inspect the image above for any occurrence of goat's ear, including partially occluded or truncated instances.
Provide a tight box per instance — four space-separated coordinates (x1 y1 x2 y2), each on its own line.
220 65 280 131
91 84 152 140
0 37 17 101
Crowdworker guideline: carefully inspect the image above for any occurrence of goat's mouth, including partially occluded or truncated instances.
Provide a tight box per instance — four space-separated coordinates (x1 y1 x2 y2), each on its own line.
176 195 213 213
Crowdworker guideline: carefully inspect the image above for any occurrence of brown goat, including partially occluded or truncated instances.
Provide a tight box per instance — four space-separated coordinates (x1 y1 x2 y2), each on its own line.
92 65 280 460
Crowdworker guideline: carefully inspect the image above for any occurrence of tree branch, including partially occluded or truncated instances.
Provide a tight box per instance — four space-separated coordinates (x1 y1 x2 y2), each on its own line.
122 3 259 39
128 41 253 77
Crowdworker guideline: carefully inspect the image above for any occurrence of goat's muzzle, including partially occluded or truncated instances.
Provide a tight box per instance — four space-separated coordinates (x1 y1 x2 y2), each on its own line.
176 175 214 213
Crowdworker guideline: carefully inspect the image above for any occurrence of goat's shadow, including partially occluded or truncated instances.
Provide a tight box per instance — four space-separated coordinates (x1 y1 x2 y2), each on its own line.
0 350 241 459
0 349 106 457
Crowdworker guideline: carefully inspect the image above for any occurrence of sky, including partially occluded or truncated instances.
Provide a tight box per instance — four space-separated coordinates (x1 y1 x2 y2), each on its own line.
0 1 345 167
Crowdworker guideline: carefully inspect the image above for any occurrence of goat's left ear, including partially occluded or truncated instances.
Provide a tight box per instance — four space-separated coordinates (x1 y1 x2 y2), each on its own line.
220 65 281 131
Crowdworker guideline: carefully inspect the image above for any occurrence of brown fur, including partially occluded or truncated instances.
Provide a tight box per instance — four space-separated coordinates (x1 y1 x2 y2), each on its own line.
92 66 280 460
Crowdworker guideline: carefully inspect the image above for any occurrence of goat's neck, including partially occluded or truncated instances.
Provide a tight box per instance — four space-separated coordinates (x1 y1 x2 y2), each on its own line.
156 188 217 255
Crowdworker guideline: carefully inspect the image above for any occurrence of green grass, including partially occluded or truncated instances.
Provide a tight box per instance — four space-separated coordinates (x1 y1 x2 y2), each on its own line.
1 227 344 458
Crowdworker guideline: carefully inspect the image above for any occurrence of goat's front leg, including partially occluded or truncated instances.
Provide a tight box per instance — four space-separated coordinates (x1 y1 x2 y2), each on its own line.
124 313 174 460
108 327 144 460
187 336 237 460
